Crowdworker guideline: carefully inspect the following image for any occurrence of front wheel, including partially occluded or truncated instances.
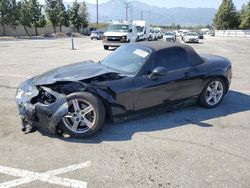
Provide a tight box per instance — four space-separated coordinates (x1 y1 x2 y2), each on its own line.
58 92 105 138
104 45 109 50
198 78 225 108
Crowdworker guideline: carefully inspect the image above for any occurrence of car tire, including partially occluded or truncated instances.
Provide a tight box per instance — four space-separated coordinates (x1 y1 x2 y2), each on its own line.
58 92 105 138
104 45 109 50
198 78 226 108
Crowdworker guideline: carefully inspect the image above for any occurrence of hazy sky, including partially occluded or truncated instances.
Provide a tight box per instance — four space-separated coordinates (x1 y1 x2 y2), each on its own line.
38 0 248 9
72 0 248 9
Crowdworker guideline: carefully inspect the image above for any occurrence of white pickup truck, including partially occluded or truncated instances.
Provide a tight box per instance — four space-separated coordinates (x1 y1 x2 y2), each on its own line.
103 21 137 50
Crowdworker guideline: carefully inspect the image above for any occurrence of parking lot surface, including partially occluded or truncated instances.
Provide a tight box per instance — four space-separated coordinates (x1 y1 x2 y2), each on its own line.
0 36 250 188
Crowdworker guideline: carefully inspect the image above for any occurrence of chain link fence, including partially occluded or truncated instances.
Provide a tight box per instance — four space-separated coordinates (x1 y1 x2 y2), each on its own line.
215 30 250 37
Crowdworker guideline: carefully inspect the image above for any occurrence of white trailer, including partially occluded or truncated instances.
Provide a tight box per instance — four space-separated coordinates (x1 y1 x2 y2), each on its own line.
132 20 149 41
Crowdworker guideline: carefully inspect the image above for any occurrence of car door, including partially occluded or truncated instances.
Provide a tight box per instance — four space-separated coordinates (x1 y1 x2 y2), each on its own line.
133 47 203 111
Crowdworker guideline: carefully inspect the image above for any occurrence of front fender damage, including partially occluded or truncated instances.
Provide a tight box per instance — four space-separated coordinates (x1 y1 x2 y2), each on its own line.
18 85 69 134
17 73 121 135
27 84 116 135
33 87 68 133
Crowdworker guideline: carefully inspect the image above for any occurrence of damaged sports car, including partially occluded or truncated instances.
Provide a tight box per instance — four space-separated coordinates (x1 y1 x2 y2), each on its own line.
16 41 232 138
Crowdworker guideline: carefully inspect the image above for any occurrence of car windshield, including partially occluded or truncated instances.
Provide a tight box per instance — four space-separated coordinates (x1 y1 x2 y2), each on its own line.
107 24 129 32
101 45 151 74
165 32 173 36
187 33 198 36
136 26 144 33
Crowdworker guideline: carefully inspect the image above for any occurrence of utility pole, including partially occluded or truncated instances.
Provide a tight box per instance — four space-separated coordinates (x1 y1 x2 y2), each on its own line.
141 10 143 20
148 11 151 24
124 2 130 21
130 2 133 21
96 0 99 29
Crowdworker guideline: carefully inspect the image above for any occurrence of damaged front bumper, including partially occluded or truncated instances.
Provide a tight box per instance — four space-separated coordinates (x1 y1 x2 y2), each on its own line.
16 79 68 134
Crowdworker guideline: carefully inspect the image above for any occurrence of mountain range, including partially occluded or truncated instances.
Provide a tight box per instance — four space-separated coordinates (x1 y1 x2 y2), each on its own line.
65 0 217 26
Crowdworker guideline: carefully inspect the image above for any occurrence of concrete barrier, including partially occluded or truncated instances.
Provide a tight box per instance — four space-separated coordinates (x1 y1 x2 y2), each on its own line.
0 24 77 36
215 30 250 37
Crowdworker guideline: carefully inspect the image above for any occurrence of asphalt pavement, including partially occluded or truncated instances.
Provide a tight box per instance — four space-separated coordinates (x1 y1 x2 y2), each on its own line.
0 36 249 188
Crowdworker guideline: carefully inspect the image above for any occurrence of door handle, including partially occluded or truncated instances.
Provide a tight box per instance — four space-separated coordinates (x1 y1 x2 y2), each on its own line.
184 72 190 77
184 71 206 78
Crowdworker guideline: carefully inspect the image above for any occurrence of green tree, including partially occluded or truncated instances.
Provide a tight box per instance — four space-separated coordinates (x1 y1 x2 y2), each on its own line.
175 24 181 30
64 7 70 27
58 0 69 32
0 0 19 35
79 1 88 32
30 0 46 35
70 0 81 32
239 1 250 29
19 0 33 36
10 0 20 27
213 0 240 29
45 0 62 33
0 0 11 35
70 1 88 33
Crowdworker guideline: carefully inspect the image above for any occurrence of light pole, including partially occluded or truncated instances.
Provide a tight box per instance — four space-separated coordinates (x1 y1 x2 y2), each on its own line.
96 0 99 29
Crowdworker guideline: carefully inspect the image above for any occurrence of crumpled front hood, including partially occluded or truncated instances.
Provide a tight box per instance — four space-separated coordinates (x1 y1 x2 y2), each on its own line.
32 61 117 86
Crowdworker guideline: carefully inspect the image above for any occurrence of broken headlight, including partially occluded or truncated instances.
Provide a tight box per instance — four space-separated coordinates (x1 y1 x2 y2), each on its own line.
31 88 56 105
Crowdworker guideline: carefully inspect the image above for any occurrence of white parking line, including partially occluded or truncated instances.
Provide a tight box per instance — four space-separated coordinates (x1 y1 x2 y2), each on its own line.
0 161 91 188
233 89 250 94
0 74 31 78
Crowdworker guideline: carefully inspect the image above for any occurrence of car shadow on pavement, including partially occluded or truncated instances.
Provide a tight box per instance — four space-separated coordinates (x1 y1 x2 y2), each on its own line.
41 90 250 143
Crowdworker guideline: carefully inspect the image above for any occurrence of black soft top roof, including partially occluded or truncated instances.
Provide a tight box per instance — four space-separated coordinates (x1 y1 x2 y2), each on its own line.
135 41 204 65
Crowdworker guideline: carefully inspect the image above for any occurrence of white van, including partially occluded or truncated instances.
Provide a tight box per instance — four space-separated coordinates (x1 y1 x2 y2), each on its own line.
154 28 163 39
103 21 137 50
148 28 157 41
132 20 149 41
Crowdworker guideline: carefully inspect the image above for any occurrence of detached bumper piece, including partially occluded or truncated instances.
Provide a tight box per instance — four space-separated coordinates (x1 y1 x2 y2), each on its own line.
22 118 34 134
16 79 69 134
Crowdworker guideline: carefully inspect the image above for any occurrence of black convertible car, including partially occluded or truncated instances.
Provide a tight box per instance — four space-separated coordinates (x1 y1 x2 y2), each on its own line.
16 42 232 138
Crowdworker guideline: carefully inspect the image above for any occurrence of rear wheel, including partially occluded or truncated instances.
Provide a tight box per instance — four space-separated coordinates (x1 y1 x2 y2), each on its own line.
199 78 225 108
104 45 109 50
59 92 105 138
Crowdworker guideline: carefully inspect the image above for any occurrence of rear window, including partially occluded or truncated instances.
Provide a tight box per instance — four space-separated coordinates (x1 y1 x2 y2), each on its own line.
155 47 190 71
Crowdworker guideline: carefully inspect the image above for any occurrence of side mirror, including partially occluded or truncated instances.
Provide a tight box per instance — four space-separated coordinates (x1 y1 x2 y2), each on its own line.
149 66 168 80
129 28 132 33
